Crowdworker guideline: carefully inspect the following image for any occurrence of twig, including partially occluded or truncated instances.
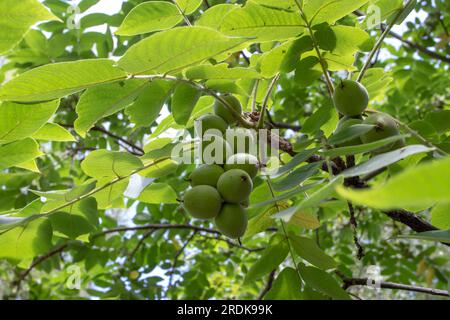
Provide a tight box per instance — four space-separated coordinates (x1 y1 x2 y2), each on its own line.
171 0 192 26
342 277 449 297
347 202 365 260
257 269 276 300
357 0 416 82
14 243 68 291
354 11 450 64
294 0 334 95
251 80 260 113
200 234 265 252
61 123 144 155
93 223 221 239
128 229 156 259
266 177 302 282
258 74 280 129
168 231 197 289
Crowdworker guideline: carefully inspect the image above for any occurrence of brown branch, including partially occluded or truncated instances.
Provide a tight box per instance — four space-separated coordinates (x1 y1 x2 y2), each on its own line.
353 10 450 64
92 223 221 238
386 28 450 64
200 234 266 253
60 123 145 155
343 277 449 297
257 269 276 300
168 231 197 290
348 202 365 260
128 229 156 259
14 243 69 291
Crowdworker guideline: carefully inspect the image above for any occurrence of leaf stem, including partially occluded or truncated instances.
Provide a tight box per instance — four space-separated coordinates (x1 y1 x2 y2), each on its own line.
357 0 416 82
294 0 334 96
258 74 280 129
171 0 192 26
266 177 302 282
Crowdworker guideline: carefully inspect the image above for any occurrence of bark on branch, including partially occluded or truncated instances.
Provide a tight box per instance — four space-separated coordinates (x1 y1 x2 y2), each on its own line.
343 277 449 297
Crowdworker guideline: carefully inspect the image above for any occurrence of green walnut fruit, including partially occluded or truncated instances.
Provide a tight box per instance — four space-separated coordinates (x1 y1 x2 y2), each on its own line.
213 95 242 125
333 117 363 147
217 169 253 203
190 164 224 187
361 113 401 153
195 114 228 138
215 204 248 239
201 135 233 165
224 153 259 178
333 80 369 116
183 185 222 219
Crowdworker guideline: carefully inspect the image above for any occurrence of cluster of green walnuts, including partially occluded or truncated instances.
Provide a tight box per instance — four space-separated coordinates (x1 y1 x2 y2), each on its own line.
332 80 404 153
182 95 259 239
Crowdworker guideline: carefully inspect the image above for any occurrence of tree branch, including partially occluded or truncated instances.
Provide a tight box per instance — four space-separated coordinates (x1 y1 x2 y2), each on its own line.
61 123 145 155
168 231 197 290
342 277 449 297
354 10 450 64
257 269 276 300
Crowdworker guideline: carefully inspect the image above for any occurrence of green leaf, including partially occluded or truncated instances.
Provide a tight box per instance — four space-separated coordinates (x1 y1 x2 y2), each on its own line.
126 80 174 128
328 124 375 145
250 0 298 11
0 138 43 170
116 2 183 36
264 267 303 300
425 110 450 134
289 209 321 230
81 150 144 179
0 0 59 54
172 83 201 125
299 264 351 300
0 100 59 143
340 145 434 178
272 162 323 192
0 172 39 190
0 59 128 102
245 238 289 283
321 135 405 158
32 123 75 142
280 36 313 73
431 204 450 230
272 148 320 178
78 0 100 12
316 25 372 55
196 4 238 29
304 0 370 26
274 176 345 221
352 68 393 101
302 102 336 134
291 235 337 270
219 3 305 42
185 63 261 80
118 27 248 75
94 178 130 210
137 183 179 204
0 218 52 260
398 230 450 244
49 198 98 240
175 0 203 15
149 96 214 138
74 79 149 137
337 156 450 210
251 182 322 208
